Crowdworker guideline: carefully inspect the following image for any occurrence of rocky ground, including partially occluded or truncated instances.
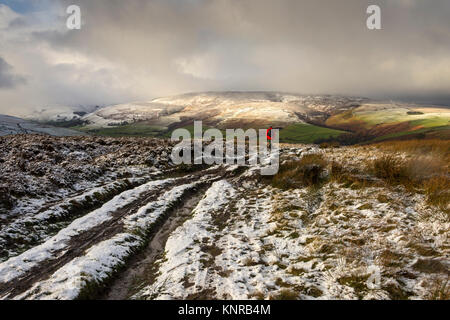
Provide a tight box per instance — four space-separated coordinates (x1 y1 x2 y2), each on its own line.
0 135 448 300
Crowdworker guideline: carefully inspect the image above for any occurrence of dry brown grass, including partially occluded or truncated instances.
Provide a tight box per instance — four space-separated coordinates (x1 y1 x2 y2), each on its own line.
369 156 412 186
271 154 328 190
319 141 340 149
367 145 449 212
423 176 450 211
248 291 265 300
275 140 449 213
330 161 376 189
375 139 450 163
269 289 298 300
425 278 449 300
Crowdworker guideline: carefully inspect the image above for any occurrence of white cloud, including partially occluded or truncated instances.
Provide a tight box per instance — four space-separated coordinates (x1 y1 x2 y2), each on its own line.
175 53 219 80
1 0 450 116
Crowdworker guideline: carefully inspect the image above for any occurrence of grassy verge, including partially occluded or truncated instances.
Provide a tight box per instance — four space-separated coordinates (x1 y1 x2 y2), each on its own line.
368 140 449 212
373 139 450 165
270 139 449 214
270 154 328 190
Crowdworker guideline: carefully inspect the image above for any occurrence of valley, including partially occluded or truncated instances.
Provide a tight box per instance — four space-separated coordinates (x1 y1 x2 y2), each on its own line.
1 93 448 300
29 92 449 145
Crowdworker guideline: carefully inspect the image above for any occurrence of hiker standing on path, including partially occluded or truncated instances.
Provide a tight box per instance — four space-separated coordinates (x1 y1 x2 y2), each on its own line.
267 126 273 148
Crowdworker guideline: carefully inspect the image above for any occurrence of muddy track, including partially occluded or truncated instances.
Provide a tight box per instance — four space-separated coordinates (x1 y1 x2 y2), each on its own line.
0 180 140 261
97 168 241 300
0 186 166 298
0 168 177 230
99 189 208 300
0 167 228 299
1 180 134 236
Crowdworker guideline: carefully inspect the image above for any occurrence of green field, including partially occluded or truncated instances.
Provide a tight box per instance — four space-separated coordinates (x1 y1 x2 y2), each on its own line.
357 111 449 128
327 106 450 127
279 123 346 144
373 125 450 142
161 124 223 138
75 122 346 145
325 105 450 142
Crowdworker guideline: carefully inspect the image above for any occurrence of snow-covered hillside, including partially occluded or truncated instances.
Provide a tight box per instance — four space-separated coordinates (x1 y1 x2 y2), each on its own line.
80 92 368 129
0 115 85 137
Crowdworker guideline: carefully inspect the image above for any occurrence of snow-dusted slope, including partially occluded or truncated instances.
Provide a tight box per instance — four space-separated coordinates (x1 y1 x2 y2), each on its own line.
81 92 368 129
0 136 448 300
0 115 85 136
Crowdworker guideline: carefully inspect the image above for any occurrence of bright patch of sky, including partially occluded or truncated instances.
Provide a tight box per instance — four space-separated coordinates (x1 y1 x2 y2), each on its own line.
1 0 52 14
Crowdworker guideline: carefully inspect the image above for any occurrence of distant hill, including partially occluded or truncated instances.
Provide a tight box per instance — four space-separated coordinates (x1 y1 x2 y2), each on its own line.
0 115 86 137
31 92 450 144
325 103 450 143
79 92 367 130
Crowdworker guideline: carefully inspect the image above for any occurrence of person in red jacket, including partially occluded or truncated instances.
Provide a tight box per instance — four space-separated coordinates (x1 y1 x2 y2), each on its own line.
266 126 273 140
266 126 273 148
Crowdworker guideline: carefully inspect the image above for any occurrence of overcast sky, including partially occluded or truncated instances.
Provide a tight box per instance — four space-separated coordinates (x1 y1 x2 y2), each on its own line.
1 0 450 116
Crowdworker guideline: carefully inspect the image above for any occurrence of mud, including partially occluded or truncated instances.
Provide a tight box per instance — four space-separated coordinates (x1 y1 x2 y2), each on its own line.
0 169 222 299
101 193 205 300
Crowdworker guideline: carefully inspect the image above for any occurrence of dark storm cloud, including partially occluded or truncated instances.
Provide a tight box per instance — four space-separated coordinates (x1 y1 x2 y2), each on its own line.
1 0 450 114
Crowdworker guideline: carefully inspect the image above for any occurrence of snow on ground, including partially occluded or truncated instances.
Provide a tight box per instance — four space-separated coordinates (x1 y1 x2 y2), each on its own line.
0 178 145 261
134 180 238 299
0 135 175 220
17 233 143 300
0 137 448 300
0 178 174 285
134 173 449 300
15 180 209 300
125 182 198 232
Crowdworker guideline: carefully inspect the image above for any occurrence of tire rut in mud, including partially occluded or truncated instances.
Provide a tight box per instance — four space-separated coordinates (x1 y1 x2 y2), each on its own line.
99 190 207 300
0 169 223 299
0 179 141 262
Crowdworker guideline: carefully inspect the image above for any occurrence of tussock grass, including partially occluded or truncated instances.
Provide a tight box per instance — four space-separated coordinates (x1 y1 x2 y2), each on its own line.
423 176 450 211
426 278 449 300
248 291 265 300
319 141 340 149
270 289 298 300
369 156 412 185
271 154 328 190
330 162 375 189
368 154 449 212
272 140 449 214
370 140 449 213
374 139 450 163
337 274 370 298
